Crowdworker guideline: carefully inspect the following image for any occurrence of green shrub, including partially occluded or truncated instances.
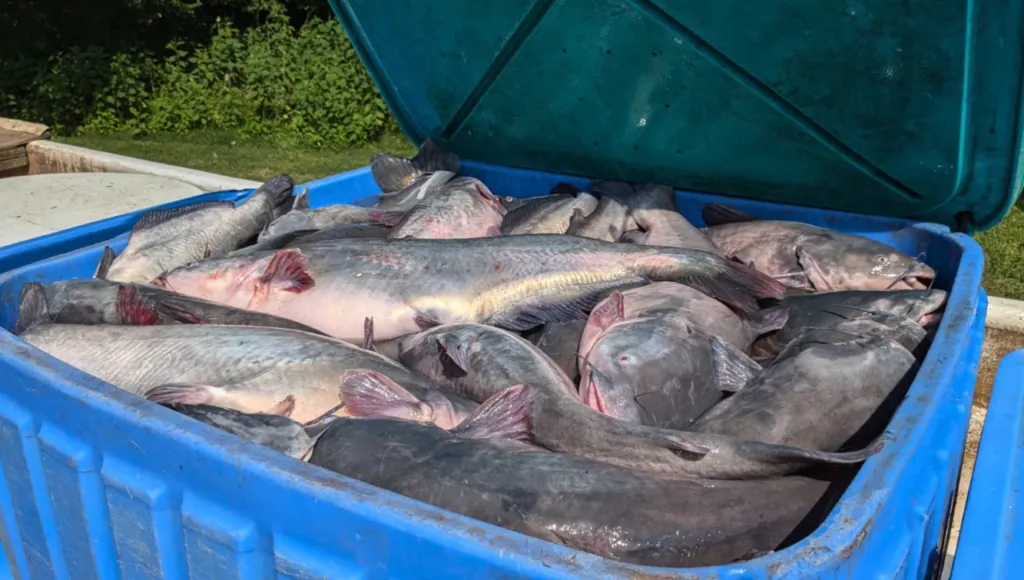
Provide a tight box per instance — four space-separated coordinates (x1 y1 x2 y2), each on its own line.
0 2 395 148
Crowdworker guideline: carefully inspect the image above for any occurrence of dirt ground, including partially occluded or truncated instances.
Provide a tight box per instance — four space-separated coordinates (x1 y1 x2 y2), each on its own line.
941 328 1024 576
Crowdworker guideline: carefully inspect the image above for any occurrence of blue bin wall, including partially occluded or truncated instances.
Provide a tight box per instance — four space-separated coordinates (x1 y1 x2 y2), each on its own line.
0 162 986 579
950 350 1024 580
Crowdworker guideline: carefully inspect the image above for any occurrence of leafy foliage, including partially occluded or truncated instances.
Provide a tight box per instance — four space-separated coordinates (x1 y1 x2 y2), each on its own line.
0 0 395 147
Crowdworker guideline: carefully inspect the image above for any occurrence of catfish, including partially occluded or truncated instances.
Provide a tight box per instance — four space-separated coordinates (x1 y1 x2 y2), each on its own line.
154 236 787 343
99 174 295 283
702 203 936 291
311 385 834 567
398 323 881 479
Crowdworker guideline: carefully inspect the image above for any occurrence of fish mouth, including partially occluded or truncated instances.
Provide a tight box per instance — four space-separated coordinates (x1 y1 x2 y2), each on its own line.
151 275 171 290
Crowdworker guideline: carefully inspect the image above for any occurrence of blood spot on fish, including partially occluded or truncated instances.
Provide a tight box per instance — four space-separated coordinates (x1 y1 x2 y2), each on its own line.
494 264 503 272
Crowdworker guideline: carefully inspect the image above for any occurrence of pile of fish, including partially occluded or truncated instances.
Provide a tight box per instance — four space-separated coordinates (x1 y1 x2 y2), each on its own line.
13 140 947 568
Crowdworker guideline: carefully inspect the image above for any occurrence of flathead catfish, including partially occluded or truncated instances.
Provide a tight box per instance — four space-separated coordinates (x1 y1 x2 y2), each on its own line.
702 203 936 291
692 332 918 452
592 181 721 254
752 290 946 359
579 315 761 429
398 323 880 478
98 174 295 284
565 196 636 242
370 139 460 193
154 235 787 342
164 402 333 460
389 177 505 239
18 323 476 424
15 280 323 335
500 193 599 235
578 283 787 364
311 386 833 567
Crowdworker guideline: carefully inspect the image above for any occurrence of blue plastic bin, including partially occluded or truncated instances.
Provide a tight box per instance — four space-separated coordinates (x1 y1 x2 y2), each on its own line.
0 161 987 578
950 350 1024 580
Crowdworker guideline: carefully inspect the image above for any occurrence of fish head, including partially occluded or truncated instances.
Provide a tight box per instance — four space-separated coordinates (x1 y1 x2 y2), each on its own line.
797 239 935 291
908 290 948 328
579 323 662 424
153 254 268 303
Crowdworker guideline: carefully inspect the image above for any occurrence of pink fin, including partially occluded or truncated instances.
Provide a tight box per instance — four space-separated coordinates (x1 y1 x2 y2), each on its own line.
259 250 315 293
263 395 296 417
589 291 625 333
451 384 533 442
116 285 160 325
339 369 426 422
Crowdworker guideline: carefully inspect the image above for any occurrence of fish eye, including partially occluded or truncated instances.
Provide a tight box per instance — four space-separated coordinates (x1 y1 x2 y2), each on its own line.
618 354 635 364
876 256 890 265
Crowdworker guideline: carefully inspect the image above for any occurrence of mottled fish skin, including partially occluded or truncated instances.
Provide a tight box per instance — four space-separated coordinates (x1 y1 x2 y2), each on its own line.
702 209 936 291
693 332 918 452
311 416 831 567
579 315 744 429
259 205 384 242
19 324 476 424
753 290 946 360
565 196 636 242
104 174 294 283
592 181 720 254
165 403 324 460
156 235 786 343
17 279 324 334
389 177 505 239
500 193 599 235
398 323 880 479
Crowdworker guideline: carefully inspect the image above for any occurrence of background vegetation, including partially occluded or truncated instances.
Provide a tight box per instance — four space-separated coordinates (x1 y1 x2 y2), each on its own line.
1 0 394 147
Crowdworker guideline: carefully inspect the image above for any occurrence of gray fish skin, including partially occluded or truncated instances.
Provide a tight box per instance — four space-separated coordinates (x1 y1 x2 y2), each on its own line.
398 323 879 479
592 181 720 253
232 223 391 256
692 332 918 451
156 235 786 343
166 402 324 460
19 324 476 425
389 177 505 239
752 289 946 359
579 315 751 429
702 204 936 291
565 196 636 242
578 283 785 363
500 193 600 235
105 174 294 283
17 279 324 334
767 313 931 362
376 171 457 211
259 204 388 242
524 319 588 381
311 416 830 567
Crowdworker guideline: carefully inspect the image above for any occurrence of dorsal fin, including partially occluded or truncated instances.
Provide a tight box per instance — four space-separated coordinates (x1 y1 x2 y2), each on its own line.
95 246 116 279
131 201 235 236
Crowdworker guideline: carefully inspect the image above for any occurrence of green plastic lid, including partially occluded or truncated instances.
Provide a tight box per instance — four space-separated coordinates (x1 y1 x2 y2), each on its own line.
330 0 1024 231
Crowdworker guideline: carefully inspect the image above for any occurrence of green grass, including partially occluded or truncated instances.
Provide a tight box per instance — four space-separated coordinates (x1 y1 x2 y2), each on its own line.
56 131 1024 301
59 131 416 184
978 204 1024 300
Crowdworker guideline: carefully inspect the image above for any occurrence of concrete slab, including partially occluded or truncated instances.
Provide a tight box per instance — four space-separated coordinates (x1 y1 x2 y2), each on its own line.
0 173 205 246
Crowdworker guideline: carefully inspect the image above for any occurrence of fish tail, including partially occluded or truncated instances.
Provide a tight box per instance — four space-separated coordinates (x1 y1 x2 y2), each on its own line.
451 384 533 442
253 174 295 208
669 255 785 314
116 285 161 326
14 283 50 334
339 369 427 422
144 383 216 406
